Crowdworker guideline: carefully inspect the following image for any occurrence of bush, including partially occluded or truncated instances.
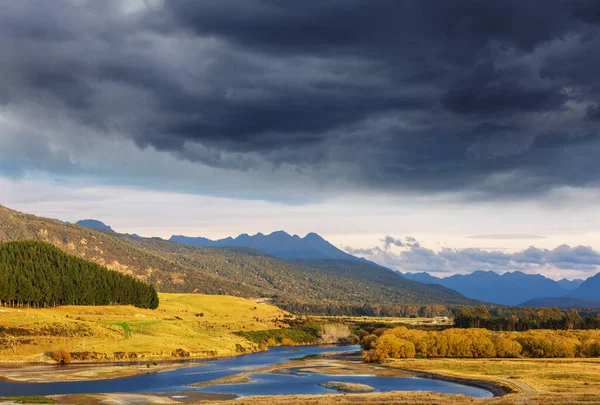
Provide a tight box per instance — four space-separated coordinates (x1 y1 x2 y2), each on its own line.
51 350 72 365
280 338 294 346
361 334 378 350
494 337 522 358
362 327 600 362
553 340 577 358
581 340 600 357
367 335 415 362
515 334 554 358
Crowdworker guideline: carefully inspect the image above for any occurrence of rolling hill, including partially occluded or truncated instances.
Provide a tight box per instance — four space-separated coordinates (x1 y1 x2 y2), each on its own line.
0 205 477 312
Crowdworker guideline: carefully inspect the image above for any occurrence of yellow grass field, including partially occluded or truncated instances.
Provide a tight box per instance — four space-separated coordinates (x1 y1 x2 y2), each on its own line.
0 293 289 363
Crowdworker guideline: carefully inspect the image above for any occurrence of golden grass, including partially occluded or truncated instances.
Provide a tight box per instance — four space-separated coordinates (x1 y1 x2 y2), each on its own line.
389 357 600 404
0 293 289 362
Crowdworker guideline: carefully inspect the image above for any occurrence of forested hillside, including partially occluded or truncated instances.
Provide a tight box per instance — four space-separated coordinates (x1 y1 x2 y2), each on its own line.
119 237 477 309
0 205 263 297
0 205 477 312
0 241 158 308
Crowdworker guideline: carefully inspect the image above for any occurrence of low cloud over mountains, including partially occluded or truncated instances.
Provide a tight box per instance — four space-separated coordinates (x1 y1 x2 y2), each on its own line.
345 237 600 278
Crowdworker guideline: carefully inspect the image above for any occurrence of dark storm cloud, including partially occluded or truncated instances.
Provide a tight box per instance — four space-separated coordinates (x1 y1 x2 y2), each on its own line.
586 104 600 121
2 0 600 197
441 62 569 116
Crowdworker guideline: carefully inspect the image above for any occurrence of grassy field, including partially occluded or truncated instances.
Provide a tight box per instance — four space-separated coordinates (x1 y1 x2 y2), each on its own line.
202 357 600 405
389 357 600 404
0 293 289 363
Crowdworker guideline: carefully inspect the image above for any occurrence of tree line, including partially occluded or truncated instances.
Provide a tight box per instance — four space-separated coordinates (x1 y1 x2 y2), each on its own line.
454 306 600 331
274 299 455 318
361 326 600 362
0 241 159 308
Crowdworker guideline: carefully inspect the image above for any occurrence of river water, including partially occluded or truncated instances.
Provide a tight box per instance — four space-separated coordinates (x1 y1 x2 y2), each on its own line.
0 346 492 398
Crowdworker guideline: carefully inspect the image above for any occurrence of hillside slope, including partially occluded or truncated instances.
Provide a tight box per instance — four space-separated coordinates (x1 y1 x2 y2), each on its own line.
0 205 476 309
0 205 262 296
294 259 472 305
0 293 288 362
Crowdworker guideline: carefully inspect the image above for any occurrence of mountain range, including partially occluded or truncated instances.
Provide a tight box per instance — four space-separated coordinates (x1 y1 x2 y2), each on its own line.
556 278 584 290
26 210 600 309
402 271 600 306
170 232 357 260
0 205 476 314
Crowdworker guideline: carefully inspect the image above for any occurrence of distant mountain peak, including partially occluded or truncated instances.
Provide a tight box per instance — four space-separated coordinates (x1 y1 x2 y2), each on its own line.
76 219 114 233
402 269 593 306
269 230 291 237
557 278 584 290
169 230 356 260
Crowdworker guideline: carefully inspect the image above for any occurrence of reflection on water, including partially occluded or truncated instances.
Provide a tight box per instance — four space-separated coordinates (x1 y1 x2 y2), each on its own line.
0 346 492 398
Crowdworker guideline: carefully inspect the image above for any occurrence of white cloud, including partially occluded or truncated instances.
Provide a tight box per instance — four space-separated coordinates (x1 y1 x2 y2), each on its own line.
344 237 600 280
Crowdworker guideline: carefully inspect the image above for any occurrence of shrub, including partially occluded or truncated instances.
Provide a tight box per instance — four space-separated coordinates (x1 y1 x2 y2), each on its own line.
363 327 600 362
280 338 294 346
369 335 416 362
361 334 378 350
515 334 554 358
51 350 72 365
581 340 600 357
266 338 277 347
553 340 577 358
494 337 522 358
373 328 387 337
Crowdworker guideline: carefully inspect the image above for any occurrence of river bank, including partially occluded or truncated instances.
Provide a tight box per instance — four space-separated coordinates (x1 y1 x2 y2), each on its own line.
0 361 203 383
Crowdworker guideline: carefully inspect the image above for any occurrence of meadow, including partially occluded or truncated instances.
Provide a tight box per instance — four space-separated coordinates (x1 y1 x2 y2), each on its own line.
0 293 289 363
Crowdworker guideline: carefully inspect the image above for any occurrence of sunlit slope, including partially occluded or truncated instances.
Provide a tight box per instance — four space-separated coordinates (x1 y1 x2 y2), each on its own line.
0 293 288 362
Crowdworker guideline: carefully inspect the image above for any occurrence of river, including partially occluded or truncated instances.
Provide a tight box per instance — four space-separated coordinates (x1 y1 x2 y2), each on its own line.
0 346 493 398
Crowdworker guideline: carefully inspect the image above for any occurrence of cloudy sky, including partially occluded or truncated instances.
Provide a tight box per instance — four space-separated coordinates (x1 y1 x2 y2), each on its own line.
2 0 600 279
